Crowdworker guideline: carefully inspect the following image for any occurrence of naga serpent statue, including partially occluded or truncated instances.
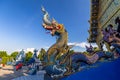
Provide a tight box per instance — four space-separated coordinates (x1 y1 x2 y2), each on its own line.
41 7 120 79
41 7 70 65
60 45 113 75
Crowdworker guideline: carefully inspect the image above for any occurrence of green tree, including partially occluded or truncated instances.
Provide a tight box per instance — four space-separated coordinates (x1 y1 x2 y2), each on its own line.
38 48 46 61
10 51 19 60
25 51 33 61
69 50 74 54
1 56 13 64
0 51 8 58
0 51 14 64
1 57 8 64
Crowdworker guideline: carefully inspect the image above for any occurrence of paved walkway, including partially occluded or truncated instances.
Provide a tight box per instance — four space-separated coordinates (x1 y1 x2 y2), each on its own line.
12 74 44 80
12 70 46 80
0 65 46 80
0 65 26 80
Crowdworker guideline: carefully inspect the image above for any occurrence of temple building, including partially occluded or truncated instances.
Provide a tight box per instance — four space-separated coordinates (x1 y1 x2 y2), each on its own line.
88 0 120 49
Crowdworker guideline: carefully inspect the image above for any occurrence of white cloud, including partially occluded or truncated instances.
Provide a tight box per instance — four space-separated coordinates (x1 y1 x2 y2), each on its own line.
26 48 35 53
16 48 35 53
15 49 22 52
68 42 98 48
68 42 110 51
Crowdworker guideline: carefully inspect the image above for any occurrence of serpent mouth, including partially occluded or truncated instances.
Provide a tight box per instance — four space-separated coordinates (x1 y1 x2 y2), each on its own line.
42 24 56 36
43 22 59 36
44 26 53 30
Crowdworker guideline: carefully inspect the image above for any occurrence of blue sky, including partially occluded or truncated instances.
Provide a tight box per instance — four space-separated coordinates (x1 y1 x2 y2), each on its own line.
0 0 91 54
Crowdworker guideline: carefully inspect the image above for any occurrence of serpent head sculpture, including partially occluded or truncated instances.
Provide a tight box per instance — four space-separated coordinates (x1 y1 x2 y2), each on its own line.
41 7 69 64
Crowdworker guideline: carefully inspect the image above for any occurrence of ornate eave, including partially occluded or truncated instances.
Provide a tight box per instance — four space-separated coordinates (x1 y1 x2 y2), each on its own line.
88 0 99 43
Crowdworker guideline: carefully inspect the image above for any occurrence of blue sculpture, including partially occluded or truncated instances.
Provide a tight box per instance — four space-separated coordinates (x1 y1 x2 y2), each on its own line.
14 49 25 66
27 49 41 75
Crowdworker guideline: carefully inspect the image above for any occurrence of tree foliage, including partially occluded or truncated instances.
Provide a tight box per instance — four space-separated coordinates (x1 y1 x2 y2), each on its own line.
38 48 46 61
0 51 14 64
25 51 33 61
1 57 12 64
0 51 8 58
69 50 74 54
10 51 19 60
